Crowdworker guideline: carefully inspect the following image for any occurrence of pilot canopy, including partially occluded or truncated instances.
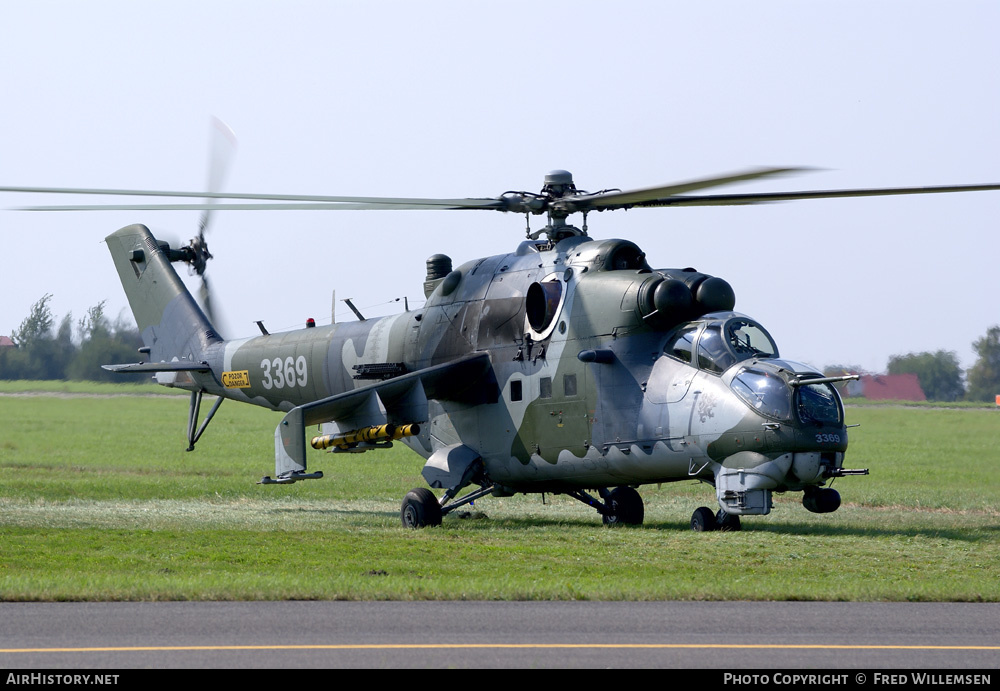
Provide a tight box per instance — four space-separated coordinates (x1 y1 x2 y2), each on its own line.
663 312 778 374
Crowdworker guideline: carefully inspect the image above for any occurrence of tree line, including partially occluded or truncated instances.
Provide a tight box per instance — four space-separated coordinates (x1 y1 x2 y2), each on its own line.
4 295 1000 400
827 326 1000 402
885 336 999 402
0 295 145 382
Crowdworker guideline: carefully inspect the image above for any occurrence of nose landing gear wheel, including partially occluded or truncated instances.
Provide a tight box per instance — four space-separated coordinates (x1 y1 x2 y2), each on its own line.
715 510 741 532
691 506 718 532
691 507 742 532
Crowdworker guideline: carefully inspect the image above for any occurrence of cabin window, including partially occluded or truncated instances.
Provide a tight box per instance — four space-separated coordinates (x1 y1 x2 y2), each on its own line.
664 324 698 363
564 373 577 397
540 377 552 399
510 380 523 402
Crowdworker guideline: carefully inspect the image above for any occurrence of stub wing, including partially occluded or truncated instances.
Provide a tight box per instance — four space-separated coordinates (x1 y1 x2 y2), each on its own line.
101 360 212 373
265 352 497 482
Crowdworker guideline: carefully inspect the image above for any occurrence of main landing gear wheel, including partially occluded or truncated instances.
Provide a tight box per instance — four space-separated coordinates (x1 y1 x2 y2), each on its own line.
691 506 717 532
602 486 644 527
401 488 442 528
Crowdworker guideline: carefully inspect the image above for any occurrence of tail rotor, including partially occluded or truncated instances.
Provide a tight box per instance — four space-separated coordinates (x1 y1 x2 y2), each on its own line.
183 117 237 329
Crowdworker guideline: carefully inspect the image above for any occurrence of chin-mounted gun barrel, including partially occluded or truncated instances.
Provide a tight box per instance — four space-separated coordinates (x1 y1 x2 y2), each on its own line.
824 467 870 478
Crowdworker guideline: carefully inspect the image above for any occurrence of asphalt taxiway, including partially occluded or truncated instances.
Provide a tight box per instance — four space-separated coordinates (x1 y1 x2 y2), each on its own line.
1 601 998 669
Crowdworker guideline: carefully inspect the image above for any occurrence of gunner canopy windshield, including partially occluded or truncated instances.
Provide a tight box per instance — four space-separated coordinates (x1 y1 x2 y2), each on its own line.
730 360 845 425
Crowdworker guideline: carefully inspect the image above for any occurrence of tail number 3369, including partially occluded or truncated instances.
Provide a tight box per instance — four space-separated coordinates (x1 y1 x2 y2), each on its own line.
260 356 308 389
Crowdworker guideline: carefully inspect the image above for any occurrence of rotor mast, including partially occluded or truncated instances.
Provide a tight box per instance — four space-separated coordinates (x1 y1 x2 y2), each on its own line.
524 170 587 242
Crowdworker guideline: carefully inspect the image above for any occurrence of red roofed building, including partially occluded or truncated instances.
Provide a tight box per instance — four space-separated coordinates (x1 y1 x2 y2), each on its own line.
0 336 14 348
846 373 926 401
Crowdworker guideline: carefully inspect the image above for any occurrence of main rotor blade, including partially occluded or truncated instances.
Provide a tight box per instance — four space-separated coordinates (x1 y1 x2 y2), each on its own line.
13 202 496 211
628 182 1000 207
573 167 808 210
8 173 1000 213
0 185 505 209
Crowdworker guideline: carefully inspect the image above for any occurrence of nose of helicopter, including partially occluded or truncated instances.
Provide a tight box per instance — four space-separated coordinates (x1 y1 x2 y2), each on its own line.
712 445 848 516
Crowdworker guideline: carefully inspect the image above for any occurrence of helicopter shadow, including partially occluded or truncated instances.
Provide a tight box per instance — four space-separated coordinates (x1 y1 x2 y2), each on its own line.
264 505 998 541
441 512 999 541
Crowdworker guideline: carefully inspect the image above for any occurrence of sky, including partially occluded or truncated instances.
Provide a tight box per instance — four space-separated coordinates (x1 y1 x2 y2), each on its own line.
1 1 998 375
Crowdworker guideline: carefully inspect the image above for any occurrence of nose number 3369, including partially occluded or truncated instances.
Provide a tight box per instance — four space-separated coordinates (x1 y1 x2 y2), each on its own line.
260 356 308 389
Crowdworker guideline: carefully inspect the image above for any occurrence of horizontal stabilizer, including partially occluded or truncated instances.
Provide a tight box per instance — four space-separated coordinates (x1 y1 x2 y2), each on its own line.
102 360 212 373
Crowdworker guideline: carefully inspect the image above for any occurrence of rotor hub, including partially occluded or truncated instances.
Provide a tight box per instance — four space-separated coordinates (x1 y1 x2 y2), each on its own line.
542 170 576 198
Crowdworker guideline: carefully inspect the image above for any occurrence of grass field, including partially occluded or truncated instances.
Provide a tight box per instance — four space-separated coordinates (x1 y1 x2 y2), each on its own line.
1 381 998 601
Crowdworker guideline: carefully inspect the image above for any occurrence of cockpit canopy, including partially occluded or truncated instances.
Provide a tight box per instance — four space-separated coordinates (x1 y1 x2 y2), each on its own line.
662 312 844 425
663 312 778 374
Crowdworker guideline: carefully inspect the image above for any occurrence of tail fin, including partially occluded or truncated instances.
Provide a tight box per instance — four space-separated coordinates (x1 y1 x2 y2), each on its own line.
106 224 222 364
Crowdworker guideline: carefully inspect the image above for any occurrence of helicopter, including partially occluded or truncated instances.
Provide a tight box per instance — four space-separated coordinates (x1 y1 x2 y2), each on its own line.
5 165 1000 531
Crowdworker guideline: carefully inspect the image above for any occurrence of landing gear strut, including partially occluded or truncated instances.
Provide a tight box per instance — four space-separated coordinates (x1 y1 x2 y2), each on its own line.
185 389 224 452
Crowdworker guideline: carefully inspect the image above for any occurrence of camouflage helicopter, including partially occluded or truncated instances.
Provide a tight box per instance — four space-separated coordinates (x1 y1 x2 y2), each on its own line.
7 166 1000 531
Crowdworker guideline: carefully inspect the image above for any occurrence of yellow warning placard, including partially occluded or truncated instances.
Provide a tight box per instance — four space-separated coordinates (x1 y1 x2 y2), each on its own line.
222 370 251 388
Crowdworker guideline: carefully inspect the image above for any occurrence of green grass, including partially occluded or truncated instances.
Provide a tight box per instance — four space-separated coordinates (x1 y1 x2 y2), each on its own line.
844 397 997 409
1 383 998 601
0 379 186 396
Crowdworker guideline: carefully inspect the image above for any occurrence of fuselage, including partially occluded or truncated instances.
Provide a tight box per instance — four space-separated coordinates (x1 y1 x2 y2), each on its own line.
158 232 849 508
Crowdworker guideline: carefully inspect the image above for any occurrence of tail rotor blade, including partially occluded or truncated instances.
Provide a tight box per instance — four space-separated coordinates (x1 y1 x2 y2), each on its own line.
199 275 214 325
191 117 236 337
199 117 238 238
197 274 228 339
